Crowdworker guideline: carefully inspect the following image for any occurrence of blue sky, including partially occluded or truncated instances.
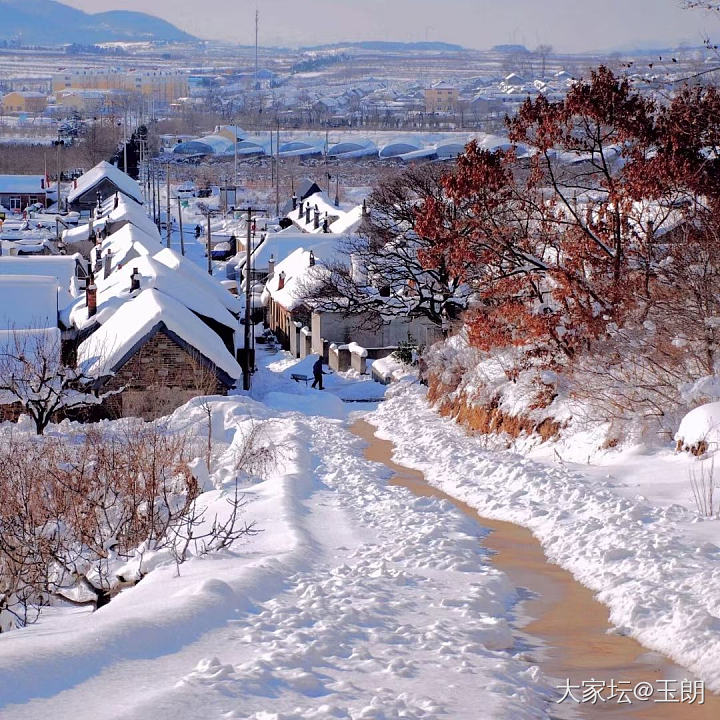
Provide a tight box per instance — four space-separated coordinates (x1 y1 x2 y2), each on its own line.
63 0 715 52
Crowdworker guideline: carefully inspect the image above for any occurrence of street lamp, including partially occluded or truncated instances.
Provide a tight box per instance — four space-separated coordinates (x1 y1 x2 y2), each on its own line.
52 139 65 212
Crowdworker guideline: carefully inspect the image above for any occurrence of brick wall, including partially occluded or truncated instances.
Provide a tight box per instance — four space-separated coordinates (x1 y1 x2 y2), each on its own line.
103 328 228 420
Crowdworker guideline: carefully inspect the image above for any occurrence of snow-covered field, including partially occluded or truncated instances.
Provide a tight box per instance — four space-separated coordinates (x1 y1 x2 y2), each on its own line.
372 381 720 693
0 352 557 720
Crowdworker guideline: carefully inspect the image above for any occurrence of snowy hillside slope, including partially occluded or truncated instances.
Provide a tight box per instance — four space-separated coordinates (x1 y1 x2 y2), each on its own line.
0 364 556 719
373 381 720 692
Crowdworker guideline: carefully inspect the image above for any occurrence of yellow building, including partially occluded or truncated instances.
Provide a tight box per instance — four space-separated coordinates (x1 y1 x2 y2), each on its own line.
1 91 48 114
56 89 128 114
51 70 188 105
424 84 458 113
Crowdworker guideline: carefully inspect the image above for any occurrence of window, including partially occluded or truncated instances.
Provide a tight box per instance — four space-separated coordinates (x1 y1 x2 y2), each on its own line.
9 197 21 210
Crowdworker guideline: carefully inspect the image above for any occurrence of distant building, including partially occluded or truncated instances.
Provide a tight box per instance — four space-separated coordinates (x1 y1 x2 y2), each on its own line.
1 91 47 114
425 84 458 113
51 69 188 106
55 89 128 115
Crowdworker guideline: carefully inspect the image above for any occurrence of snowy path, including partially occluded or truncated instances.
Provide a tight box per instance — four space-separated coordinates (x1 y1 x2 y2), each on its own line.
0 388 556 719
371 382 720 694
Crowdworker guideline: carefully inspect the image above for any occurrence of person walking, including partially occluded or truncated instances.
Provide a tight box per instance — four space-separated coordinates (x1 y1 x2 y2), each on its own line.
311 355 328 390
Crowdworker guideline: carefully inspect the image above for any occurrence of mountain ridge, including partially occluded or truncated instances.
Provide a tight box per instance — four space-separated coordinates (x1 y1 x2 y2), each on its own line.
0 0 196 45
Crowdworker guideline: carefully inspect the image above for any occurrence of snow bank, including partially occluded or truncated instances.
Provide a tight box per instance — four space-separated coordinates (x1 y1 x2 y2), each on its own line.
372 382 720 692
676 401 720 452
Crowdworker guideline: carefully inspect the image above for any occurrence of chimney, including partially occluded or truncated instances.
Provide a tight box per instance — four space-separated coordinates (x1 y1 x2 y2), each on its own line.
322 215 328 233
130 267 141 293
362 198 368 217
292 194 298 210
313 207 320 230
103 249 112 280
277 270 286 290
113 193 119 209
309 250 315 267
267 253 275 278
86 276 97 318
305 204 311 224
298 200 304 218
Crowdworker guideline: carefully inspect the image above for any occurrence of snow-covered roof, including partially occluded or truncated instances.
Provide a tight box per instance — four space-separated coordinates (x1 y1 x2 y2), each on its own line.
286 192 364 235
0 254 84 289
62 218 108 245
153 247 242 315
91 222 162 272
67 161 144 205
262 238 343 311
102 197 160 240
67 255 238 333
77 288 242 381
0 275 58 330
0 175 47 194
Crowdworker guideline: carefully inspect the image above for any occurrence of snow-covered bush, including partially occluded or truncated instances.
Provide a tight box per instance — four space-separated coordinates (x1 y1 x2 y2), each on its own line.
0 416 268 630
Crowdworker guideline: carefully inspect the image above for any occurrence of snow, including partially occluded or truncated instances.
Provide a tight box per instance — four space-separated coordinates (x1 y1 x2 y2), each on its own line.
67 161 144 205
153 247 242 315
0 352 556 720
68 255 238 335
372 353 412 383
676 401 720 451
371 380 720 693
91 221 162 273
103 196 160 239
62 219 108 245
77 288 242 380
0 274 58 329
285 191 361 235
0 254 83 292
262 239 343 311
0 174 46 194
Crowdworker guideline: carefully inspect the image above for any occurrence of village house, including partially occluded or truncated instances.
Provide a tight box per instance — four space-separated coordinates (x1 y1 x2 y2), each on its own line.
76 288 241 420
0 175 49 212
66 161 144 213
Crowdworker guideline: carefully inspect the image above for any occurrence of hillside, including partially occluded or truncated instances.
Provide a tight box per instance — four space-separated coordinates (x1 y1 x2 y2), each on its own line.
0 0 195 45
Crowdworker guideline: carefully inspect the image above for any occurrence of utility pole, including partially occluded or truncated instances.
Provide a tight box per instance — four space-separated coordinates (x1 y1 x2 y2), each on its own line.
148 163 157 223
233 120 238 186
206 210 213 275
275 120 280 218
176 195 185 256
165 162 171 248
155 167 161 229
123 107 128 174
243 206 253 391
325 126 330 194
53 138 64 212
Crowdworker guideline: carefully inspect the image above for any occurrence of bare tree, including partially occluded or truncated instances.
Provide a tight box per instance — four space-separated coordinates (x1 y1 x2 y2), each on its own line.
0 415 272 628
0 329 112 435
299 163 469 332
